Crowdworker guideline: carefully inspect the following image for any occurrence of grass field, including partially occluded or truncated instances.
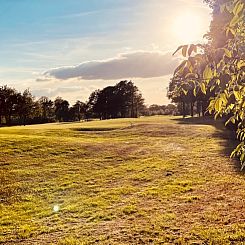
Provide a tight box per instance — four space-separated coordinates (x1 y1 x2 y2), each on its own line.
1 116 245 244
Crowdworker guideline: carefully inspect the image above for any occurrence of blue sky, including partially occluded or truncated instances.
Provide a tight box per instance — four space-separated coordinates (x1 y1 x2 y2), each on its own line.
0 0 211 104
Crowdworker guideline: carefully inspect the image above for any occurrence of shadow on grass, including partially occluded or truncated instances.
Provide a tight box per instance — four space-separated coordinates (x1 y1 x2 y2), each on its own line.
172 116 244 174
74 127 118 132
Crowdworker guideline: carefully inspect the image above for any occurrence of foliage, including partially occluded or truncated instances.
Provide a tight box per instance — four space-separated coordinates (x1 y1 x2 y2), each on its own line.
169 0 245 168
145 104 178 116
0 81 145 126
86 80 145 119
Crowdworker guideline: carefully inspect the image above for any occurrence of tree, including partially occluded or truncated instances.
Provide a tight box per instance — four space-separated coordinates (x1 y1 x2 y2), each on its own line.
86 81 145 119
114 80 144 118
69 100 86 121
54 97 70 122
169 0 245 168
0 86 18 125
38 96 54 122
16 89 34 125
0 81 145 125
86 90 101 119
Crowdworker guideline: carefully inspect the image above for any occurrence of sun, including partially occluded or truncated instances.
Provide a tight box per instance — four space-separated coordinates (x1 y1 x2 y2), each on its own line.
172 12 204 44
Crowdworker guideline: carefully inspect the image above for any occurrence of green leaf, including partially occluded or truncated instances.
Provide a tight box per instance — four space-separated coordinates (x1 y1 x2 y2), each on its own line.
188 44 197 56
200 83 206 95
182 45 188 57
210 85 216 92
172 45 183 56
182 89 188 95
234 90 242 100
230 14 241 26
225 117 236 126
203 65 213 81
174 60 187 75
231 117 236 124
214 98 222 112
226 27 236 37
220 93 228 106
193 87 197 97
233 2 244 15
237 60 245 69
223 48 232 58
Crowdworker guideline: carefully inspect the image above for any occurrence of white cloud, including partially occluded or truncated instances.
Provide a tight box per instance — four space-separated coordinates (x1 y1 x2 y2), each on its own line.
31 76 171 105
43 51 179 81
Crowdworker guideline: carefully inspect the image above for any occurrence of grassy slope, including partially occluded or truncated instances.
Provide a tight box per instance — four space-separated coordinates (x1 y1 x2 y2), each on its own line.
0 116 244 244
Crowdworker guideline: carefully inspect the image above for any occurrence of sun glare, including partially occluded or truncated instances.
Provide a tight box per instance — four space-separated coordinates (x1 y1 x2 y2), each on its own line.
53 205 60 212
172 12 204 44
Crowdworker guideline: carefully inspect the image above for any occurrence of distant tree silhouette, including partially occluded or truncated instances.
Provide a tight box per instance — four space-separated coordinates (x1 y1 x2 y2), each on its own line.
38 96 54 122
0 86 18 125
146 104 177 116
16 89 34 125
0 81 146 126
69 100 86 121
54 97 70 122
86 81 145 119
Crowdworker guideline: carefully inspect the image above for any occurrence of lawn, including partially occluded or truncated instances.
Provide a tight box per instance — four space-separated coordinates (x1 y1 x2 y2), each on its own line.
0 116 244 244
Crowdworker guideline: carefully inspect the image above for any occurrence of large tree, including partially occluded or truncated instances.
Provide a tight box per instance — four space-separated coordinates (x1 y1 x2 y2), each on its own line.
54 97 70 122
69 100 86 121
86 81 145 120
169 0 245 168
16 89 34 125
38 96 54 121
0 86 18 125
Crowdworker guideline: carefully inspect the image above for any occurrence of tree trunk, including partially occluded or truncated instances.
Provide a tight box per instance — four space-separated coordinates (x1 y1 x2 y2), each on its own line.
182 102 186 118
201 101 206 117
197 101 201 117
191 102 194 117
6 114 11 126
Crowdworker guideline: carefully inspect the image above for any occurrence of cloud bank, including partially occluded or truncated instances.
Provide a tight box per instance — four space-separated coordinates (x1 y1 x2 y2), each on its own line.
43 51 179 81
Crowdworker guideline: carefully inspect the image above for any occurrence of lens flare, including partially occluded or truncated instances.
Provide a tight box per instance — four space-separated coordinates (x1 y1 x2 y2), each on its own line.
53 205 60 212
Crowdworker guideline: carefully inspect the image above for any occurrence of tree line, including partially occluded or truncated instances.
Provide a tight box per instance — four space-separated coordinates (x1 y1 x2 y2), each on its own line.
168 0 245 168
0 85 86 125
145 104 178 116
0 80 177 126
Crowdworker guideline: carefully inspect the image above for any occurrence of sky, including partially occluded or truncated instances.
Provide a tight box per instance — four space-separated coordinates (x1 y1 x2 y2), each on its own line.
0 0 212 105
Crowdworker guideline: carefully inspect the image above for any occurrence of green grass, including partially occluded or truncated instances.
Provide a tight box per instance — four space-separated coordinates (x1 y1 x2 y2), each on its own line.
0 116 244 244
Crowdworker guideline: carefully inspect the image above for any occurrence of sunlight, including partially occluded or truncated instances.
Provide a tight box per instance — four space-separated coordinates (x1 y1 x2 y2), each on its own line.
172 11 204 44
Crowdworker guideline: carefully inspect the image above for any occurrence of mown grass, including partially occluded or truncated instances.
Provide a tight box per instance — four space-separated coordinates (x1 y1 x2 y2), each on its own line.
0 116 244 244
